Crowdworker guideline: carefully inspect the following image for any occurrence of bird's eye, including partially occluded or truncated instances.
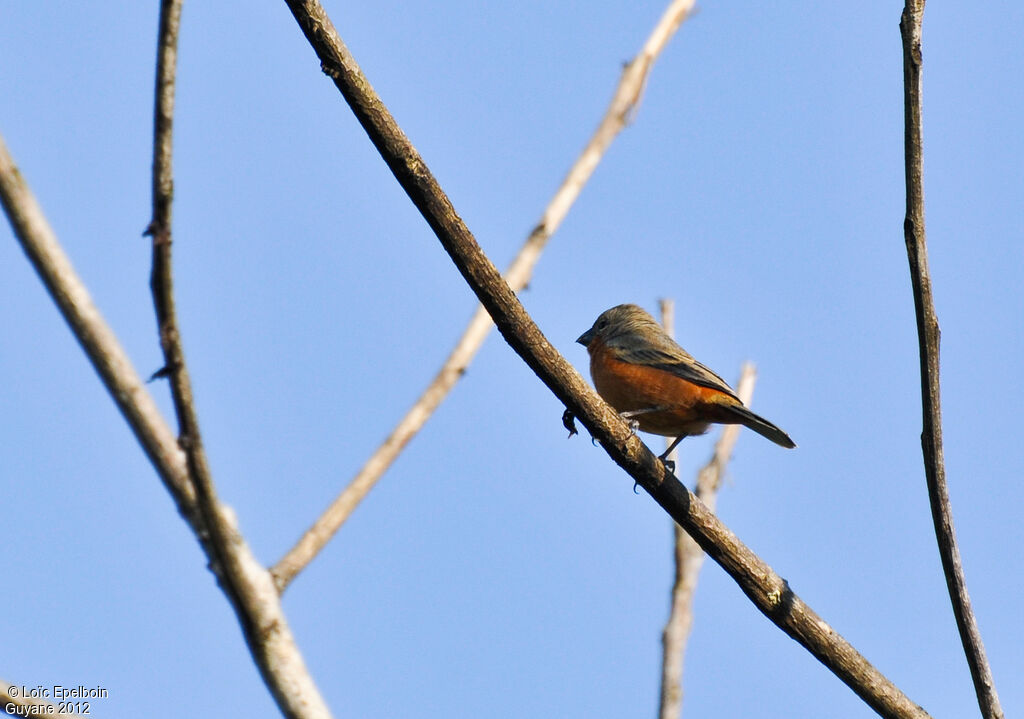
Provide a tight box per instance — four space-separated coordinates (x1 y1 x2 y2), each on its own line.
596 318 608 330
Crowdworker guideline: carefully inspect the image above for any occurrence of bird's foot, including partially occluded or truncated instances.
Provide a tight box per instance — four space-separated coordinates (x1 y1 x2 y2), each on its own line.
657 434 686 475
616 412 642 437
561 409 578 438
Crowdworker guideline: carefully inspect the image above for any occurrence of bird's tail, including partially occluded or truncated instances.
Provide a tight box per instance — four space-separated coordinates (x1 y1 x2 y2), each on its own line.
722 404 796 448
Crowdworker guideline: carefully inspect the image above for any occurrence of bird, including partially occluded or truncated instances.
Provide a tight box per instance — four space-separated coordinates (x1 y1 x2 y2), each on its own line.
576 304 795 461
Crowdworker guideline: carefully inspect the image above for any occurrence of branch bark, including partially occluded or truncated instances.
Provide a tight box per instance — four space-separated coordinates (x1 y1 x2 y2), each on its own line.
282 3 931 716
270 0 696 592
147 0 212 516
141 4 333 717
899 4 1003 718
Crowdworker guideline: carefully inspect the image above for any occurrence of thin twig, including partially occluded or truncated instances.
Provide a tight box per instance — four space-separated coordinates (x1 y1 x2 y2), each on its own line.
899 4 1003 718
141 4 333 718
270 0 697 592
282 5 931 716
147 0 210 523
658 300 756 719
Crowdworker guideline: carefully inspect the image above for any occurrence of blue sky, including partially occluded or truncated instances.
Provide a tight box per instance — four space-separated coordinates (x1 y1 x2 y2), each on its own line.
2 2 1021 717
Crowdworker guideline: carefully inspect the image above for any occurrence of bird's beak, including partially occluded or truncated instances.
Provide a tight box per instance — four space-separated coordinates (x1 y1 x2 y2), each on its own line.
576 327 595 346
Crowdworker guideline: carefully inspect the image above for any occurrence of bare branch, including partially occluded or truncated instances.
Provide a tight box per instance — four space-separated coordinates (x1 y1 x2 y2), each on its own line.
139 4 334 717
0 135 196 514
899 4 1003 718
147 0 211 521
0 131 332 719
271 0 696 592
526 0 695 250
282 4 931 716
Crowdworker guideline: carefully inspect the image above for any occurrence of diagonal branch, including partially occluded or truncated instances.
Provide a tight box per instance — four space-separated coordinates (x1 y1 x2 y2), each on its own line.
282 4 931 716
0 134 196 515
0 135 331 719
899 4 1003 718
270 0 697 592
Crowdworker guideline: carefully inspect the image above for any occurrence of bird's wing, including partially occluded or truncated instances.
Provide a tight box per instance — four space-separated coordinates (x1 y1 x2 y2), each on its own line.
614 343 740 400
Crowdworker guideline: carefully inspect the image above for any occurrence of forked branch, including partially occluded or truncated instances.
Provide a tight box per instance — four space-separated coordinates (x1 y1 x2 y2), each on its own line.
141 3 332 717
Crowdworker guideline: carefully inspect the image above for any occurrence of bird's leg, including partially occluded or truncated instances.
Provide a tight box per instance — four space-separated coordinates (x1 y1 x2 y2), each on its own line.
657 434 687 474
620 407 664 419
618 406 667 437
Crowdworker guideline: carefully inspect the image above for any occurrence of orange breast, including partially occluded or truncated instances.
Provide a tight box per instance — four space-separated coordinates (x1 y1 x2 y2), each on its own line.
589 342 736 437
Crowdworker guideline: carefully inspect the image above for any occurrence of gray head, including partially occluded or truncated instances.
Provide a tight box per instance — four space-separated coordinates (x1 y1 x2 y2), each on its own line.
576 304 662 348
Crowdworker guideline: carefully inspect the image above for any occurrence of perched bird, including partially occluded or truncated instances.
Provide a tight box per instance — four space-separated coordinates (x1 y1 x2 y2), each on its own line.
576 304 795 459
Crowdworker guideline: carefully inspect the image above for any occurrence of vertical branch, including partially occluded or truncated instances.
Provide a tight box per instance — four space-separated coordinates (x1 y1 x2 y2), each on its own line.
147 0 210 496
899 4 1003 718
657 299 756 719
144 4 333 717
270 0 697 592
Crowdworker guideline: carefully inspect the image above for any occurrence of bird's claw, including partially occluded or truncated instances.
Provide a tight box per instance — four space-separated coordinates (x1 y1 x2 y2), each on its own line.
617 412 641 437
561 409 578 438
